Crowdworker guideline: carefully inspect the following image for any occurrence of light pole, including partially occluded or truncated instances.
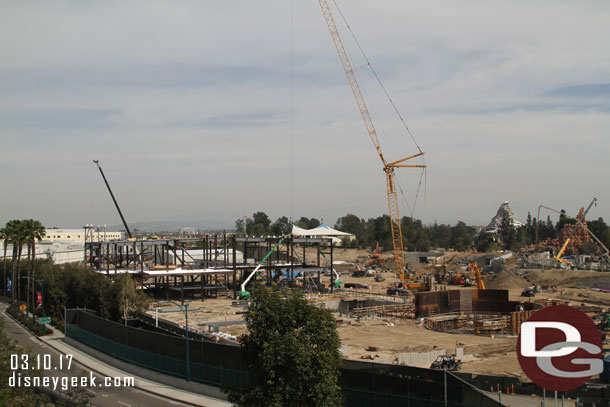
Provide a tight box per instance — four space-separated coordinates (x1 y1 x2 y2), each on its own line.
21 276 44 326
83 224 93 263
159 300 190 381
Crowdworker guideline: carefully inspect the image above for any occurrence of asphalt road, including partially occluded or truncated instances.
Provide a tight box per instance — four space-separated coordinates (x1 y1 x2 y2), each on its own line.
1 304 191 407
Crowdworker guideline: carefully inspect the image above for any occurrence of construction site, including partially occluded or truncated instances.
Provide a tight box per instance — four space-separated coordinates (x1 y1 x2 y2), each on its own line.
74 2 610 404
84 196 610 388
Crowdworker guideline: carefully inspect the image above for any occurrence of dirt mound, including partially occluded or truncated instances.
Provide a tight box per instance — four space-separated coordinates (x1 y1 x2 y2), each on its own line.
484 271 530 290
526 269 602 287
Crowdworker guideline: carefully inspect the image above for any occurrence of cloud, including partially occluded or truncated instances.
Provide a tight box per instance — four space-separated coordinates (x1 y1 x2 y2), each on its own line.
1 0 609 229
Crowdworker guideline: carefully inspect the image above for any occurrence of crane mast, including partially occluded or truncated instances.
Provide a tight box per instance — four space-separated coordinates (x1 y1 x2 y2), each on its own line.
318 0 426 283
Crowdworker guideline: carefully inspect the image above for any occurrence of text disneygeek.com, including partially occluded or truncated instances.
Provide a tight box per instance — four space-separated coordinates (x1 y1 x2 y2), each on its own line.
9 371 135 391
9 354 134 391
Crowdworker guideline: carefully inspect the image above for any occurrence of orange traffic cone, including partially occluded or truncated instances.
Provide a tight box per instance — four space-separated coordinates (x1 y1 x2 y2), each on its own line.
506 386 509 394
511 384 515 394
497 384 500 393
491 386 494 393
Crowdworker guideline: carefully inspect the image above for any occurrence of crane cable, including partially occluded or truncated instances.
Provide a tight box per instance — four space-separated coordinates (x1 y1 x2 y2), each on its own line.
332 0 424 157
331 0 427 218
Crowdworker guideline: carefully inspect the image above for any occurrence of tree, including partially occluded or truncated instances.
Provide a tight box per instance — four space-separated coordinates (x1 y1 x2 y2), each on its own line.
235 219 246 236
556 209 577 233
295 217 310 229
499 212 516 250
21 219 45 321
246 212 272 236
108 273 150 321
307 218 321 229
270 216 291 236
4 220 27 303
335 214 362 236
0 227 7 297
588 217 609 248
228 288 342 407
252 212 271 231
475 232 497 252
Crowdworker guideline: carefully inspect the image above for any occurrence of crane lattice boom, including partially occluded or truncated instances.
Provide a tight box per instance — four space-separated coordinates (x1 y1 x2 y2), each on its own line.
318 0 426 283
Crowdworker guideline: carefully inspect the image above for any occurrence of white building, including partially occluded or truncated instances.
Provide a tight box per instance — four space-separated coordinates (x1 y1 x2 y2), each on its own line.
43 228 124 243
1 241 84 264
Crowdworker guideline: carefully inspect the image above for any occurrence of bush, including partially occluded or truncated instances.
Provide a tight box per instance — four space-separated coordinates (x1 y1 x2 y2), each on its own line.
6 304 50 336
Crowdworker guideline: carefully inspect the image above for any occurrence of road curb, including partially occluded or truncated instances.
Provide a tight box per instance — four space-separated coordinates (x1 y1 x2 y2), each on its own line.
1 303 219 407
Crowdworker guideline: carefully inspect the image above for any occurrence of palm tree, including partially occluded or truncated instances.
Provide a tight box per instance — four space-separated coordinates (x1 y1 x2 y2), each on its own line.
5 220 27 303
22 219 45 319
1 227 7 297
4 220 20 302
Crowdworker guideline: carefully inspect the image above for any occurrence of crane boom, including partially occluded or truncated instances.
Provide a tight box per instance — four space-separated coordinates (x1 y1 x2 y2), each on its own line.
318 0 426 283
93 160 133 239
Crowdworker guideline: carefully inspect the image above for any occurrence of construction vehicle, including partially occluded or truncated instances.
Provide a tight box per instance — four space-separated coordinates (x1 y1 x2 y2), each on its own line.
370 242 381 259
468 263 485 290
430 355 462 371
317 247 342 289
386 262 442 294
521 287 536 297
450 274 468 286
386 281 411 296
318 0 426 293
238 238 284 299
351 265 366 277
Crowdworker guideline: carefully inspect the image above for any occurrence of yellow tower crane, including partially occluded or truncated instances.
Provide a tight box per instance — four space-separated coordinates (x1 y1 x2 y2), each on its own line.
318 0 426 284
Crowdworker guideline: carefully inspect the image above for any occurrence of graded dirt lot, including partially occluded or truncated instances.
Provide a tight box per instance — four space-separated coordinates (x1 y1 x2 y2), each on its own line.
148 249 610 378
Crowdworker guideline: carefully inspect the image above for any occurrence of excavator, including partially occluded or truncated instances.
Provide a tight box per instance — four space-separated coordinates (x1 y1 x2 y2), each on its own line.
449 263 485 289
367 243 385 267
467 263 485 290
386 263 435 295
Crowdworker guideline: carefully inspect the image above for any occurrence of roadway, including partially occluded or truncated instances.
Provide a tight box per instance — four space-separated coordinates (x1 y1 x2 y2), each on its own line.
0 303 209 407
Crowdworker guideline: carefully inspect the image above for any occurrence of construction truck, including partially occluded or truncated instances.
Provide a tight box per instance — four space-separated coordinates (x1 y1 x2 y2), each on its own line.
430 355 462 371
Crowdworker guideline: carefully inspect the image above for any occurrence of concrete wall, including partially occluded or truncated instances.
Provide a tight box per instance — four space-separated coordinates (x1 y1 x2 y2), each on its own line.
397 349 446 367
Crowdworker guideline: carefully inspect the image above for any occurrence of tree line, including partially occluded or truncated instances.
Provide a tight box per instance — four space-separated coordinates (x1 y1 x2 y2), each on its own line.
235 211 610 253
1 219 149 326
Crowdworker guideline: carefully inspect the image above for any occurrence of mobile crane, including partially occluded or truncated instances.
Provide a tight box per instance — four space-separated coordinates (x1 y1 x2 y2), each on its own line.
318 0 426 289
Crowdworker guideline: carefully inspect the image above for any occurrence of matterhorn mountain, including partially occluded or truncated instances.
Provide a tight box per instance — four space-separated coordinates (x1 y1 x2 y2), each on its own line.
485 201 523 233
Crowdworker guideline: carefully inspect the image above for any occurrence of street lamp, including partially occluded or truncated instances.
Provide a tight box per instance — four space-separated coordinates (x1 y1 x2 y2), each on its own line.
83 224 93 263
159 300 190 381
21 276 44 326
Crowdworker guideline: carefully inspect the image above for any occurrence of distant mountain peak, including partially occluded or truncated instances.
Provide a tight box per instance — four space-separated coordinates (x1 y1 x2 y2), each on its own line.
485 201 523 233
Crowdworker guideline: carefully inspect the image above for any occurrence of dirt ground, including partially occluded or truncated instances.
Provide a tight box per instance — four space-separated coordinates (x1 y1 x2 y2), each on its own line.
147 248 610 378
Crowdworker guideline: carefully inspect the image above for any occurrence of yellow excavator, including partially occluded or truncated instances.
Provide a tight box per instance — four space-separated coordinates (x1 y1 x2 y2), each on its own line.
467 263 485 290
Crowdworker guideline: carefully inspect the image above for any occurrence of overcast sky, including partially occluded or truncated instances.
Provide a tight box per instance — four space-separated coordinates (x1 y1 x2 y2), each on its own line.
1 0 609 230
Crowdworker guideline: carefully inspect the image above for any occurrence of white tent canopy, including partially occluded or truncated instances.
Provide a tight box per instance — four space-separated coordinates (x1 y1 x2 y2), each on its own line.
291 224 355 244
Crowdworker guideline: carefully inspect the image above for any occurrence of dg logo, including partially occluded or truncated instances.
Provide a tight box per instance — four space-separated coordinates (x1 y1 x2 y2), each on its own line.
517 305 603 391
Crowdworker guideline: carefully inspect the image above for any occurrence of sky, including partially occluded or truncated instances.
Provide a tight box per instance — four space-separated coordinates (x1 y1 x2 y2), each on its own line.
1 0 609 231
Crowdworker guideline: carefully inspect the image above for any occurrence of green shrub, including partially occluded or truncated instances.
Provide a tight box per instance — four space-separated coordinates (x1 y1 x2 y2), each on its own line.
6 304 50 336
